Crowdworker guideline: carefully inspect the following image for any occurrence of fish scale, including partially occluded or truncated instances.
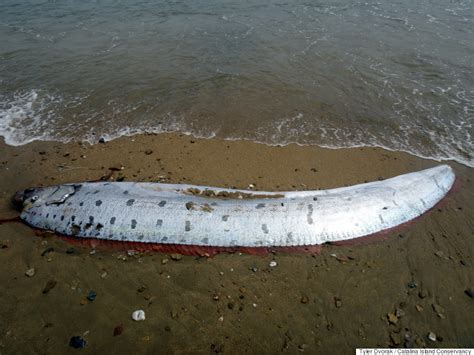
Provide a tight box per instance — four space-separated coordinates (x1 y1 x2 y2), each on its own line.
18 165 455 248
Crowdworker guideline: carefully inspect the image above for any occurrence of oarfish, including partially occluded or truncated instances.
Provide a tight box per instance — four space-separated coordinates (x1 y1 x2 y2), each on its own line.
13 165 455 249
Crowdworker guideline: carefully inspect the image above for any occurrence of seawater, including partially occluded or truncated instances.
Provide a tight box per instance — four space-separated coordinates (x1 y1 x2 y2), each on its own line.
0 0 473 166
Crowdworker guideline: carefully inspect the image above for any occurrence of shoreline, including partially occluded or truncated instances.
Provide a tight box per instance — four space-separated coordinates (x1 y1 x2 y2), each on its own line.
0 133 473 352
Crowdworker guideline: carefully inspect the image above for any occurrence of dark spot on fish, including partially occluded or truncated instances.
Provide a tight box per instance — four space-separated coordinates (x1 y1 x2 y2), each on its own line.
53 215 56 219
60 216 64 221
307 204 314 225
46 213 49 218
110 217 116 225
313 197 318 201
71 224 81 235
281 203 285 207
256 203 265 209
222 215 229 222
161 236 168 242
262 224 269 234
123 190 129 195
85 223 93 230
382 206 388 210
93 190 99 194
138 235 144 240
156 219 163 227
89 216 94 223
96 223 104 230
185 201 195 210
185 221 191 232
96 200 102 206
201 237 209 244
131 219 137 229
79 202 84 206
71 215 76 222
158 200 167 207
126 199 135 206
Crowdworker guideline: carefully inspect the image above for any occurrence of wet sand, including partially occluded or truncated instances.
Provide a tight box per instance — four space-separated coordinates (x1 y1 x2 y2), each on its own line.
0 133 472 353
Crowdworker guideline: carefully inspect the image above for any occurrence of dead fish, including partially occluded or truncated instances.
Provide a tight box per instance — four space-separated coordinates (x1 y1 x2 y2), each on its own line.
13 165 454 248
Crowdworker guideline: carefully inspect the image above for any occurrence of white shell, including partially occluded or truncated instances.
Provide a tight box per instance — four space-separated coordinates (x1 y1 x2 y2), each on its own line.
131 310 146 321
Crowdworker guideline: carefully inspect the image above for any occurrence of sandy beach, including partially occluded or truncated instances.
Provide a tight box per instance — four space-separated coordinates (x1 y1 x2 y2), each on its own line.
0 133 472 353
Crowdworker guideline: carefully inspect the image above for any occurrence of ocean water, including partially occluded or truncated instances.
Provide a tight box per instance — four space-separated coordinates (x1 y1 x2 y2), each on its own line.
0 0 473 166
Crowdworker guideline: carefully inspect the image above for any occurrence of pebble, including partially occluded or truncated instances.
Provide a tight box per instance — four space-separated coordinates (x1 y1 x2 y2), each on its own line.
387 313 398 325
113 324 124 336
407 281 418 289
25 268 35 277
250 267 258 272
418 290 428 299
170 253 182 261
42 280 57 294
334 297 342 308
87 290 97 302
132 310 146 321
395 308 405 318
100 271 108 279
218 316 224 322
248 184 255 189
432 303 446 319
415 304 423 312
69 336 86 349
161 258 169 264
41 247 54 257
465 288 473 298
269 261 277 268
390 332 401 346
427 332 437 342
145 149 153 155
300 296 309 304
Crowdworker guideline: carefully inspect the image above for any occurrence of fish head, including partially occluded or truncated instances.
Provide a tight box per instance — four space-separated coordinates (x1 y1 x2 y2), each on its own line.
13 185 79 210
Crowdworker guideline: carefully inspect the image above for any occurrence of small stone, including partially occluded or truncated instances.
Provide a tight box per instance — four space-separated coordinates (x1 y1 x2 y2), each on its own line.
248 184 255 189
213 294 220 301
100 271 108 279
415 304 423 312
298 344 307 352
69 336 86 349
432 303 445 319
334 297 342 308
127 250 139 257
98 136 106 143
41 247 54 257
269 260 277 268
418 290 428 299
145 149 153 155
227 302 234 310
390 332 401 345
132 310 146 321
170 253 182 261
42 280 57 294
387 313 398 325
86 290 97 302
218 316 224 322
137 285 147 293
464 288 473 298
161 258 169 264
434 250 445 258
250 266 258 272
427 332 437 342
80 299 87 306
25 268 35 277
300 296 309 304
407 281 418 289
66 247 76 254
113 324 124 336
395 308 405 318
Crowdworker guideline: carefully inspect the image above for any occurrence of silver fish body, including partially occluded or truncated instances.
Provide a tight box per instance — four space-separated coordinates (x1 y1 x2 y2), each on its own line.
17 165 455 247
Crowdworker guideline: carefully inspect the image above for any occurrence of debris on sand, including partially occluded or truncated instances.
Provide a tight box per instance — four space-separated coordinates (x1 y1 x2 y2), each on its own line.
465 288 473 298
432 303 446 319
69 336 86 348
113 324 124 336
387 313 398 325
300 296 309 304
427 332 437 342
42 280 57 294
87 290 97 302
170 253 182 261
25 268 35 277
269 260 277 268
132 310 146 321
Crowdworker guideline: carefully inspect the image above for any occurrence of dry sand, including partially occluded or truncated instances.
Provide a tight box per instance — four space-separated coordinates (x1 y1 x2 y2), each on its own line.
0 133 472 353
